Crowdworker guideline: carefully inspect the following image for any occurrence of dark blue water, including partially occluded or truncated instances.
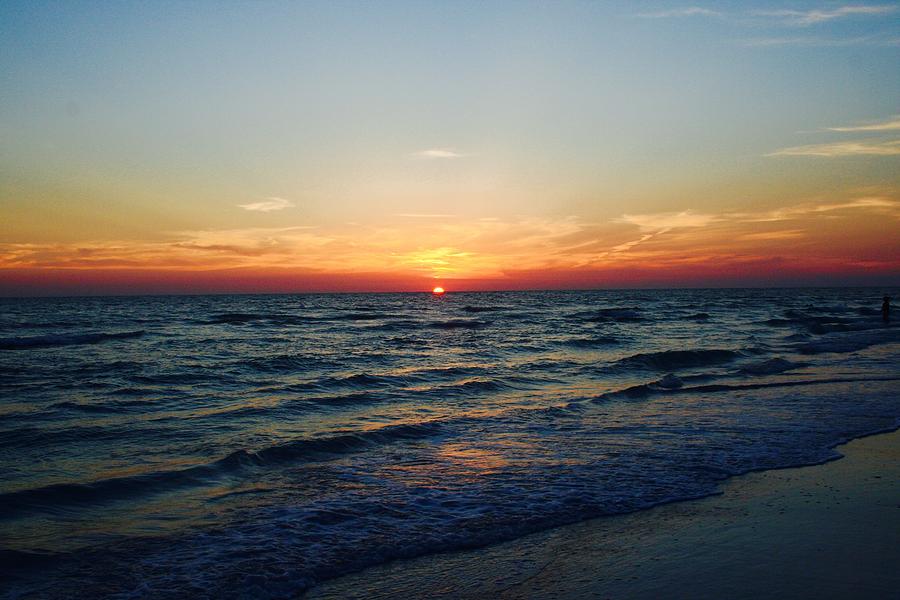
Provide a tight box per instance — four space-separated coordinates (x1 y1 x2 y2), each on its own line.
1 289 898 598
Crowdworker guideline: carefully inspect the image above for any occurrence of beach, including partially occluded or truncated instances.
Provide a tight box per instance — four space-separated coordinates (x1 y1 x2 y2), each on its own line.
308 427 900 599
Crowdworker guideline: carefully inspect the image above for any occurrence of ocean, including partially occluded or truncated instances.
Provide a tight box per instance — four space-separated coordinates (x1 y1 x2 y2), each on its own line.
1 288 898 598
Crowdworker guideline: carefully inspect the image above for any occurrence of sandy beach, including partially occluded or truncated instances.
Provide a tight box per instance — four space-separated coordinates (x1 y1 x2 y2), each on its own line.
308 427 900 599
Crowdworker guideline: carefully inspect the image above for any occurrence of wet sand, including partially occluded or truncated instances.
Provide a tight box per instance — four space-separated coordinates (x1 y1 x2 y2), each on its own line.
308 428 900 599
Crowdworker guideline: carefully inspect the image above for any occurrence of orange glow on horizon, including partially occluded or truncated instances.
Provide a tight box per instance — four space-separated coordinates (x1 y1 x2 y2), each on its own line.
432 287 445 295
1 194 898 295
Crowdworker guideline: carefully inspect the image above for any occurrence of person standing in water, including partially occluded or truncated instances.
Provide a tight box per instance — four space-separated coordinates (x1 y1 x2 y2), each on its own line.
883 296 892 323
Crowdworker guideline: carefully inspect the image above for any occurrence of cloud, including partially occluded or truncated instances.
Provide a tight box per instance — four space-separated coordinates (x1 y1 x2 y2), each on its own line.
584 211 719 261
413 149 465 159
736 196 900 221
736 230 806 241
637 4 896 25
828 116 900 132
767 139 900 157
609 232 658 253
395 213 456 218
754 5 896 26
400 247 473 274
807 197 898 212
238 197 295 212
3 195 897 280
618 211 719 231
635 7 720 18
742 35 900 47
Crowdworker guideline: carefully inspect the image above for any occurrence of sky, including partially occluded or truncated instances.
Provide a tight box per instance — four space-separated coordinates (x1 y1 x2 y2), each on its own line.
1 1 898 295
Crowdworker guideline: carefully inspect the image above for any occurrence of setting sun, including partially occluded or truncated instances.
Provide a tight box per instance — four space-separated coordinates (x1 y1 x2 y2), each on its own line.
432 287 445 295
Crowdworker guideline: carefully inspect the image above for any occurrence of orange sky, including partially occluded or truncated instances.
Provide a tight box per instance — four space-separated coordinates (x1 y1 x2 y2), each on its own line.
2 193 898 295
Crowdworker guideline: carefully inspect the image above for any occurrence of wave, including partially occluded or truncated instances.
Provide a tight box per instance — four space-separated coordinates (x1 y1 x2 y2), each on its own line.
461 305 510 313
198 373 509 419
0 330 145 350
24 392 897 598
764 310 888 335
556 336 620 348
0 422 183 454
672 375 900 396
739 358 805 376
361 318 491 331
243 354 335 373
8 370 896 511
129 371 224 386
595 375 900 404
202 311 396 326
0 319 90 329
0 422 444 519
245 422 442 465
573 307 644 322
406 378 510 395
201 313 310 326
429 319 490 329
150 392 389 423
686 312 710 320
304 391 383 408
255 372 410 395
266 372 527 400
385 335 429 346
45 401 120 414
258 373 398 393
795 328 899 354
656 373 684 389
365 320 425 332
329 312 394 321
339 372 405 388
390 364 492 380
614 348 741 371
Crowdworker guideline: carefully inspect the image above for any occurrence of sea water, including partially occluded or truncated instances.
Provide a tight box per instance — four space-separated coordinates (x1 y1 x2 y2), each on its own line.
1 289 898 597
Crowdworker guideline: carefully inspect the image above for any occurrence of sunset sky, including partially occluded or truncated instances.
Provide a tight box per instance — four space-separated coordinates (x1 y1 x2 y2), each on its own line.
1 1 898 295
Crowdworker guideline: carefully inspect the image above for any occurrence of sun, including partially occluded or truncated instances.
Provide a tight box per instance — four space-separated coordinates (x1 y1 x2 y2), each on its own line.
432 287 445 295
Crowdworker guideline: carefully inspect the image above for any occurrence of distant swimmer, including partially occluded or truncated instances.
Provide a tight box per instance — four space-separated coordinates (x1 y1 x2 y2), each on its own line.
883 296 892 323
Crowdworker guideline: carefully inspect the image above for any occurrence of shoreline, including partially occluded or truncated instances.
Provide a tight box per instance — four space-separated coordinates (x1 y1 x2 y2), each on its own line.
308 426 900 599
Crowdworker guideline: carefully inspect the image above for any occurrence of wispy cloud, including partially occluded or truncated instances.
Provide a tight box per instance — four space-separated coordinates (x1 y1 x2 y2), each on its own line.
608 232 658 253
736 196 900 221
590 211 718 260
742 34 900 47
395 213 456 218
754 5 896 26
636 4 895 25
3 196 896 279
767 139 900 157
736 230 806 241
412 149 465 159
808 197 898 212
828 115 900 132
635 6 720 18
238 197 295 212
619 211 719 231
643 4 900 47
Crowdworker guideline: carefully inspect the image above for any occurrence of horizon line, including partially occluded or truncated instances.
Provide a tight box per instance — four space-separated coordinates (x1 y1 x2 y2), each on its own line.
2 283 898 300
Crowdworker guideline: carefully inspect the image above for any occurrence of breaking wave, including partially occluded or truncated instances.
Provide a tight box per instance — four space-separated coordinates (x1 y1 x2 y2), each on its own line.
0 330 145 350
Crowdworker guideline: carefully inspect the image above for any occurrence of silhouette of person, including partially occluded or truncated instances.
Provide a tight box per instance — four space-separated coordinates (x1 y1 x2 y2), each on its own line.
883 296 892 323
